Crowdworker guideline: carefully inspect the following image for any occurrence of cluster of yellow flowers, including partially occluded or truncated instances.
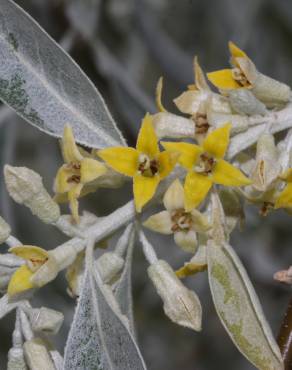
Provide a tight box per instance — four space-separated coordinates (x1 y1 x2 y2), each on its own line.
6 42 292 297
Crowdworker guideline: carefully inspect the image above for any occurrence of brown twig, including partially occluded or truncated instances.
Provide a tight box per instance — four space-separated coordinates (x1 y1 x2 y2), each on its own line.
277 297 292 370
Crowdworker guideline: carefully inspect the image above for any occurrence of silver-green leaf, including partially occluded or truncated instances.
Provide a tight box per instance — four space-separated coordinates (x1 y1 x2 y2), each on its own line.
207 241 283 370
0 0 126 148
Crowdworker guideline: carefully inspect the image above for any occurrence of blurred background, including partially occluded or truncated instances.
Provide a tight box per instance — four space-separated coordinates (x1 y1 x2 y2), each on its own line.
0 0 292 369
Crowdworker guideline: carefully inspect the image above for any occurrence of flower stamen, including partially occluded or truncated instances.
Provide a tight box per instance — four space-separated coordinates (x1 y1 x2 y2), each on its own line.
231 67 248 87
194 152 216 175
171 209 192 232
138 154 159 177
193 113 210 135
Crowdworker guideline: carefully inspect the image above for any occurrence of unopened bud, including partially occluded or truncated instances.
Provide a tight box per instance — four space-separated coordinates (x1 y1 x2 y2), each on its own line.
23 338 55 370
96 252 124 284
227 89 267 116
28 307 64 335
7 348 27 370
148 260 202 331
207 110 250 135
4 165 60 224
251 133 279 192
0 216 11 243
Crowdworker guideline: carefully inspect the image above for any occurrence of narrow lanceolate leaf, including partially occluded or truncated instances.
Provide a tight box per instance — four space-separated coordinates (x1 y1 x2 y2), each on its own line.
114 226 136 335
207 241 283 370
0 0 126 149
64 270 147 370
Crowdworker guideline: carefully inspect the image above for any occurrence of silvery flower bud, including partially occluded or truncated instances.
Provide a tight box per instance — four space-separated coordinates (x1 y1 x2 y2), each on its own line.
148 260 202 331
0 216 11 243
7 348 27 370
23 338 55 370
28 307 64 335
237 57 291 108
251 133 279 192
4 165 60 224
96 252 124 284
227 89 267 116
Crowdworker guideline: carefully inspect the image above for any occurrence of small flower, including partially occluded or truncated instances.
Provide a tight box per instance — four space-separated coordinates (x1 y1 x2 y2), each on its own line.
54 125 107 222
207 42 251 90
98 114 178 212
7 245 49 297
144 179 210 253
162 124 251 211
207 42 290 108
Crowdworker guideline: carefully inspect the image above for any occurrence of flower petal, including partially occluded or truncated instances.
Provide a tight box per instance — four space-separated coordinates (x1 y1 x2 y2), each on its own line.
174 230 198 253
7 265 34 297
80 158 107 183
68 183 83 223
161 142 202 170
136 113 159 157
143 211 173 234
202 123 231 159
54 165 74 194
98 147 138 177
184 172 212 211
9 245 48 261
212 159 251 186
190 209 211 232
163 179 185 211
228 41 248 66
207 69 241 90
133 174 160 212
275 183 292 209
158 151 179 179
62 125 83 163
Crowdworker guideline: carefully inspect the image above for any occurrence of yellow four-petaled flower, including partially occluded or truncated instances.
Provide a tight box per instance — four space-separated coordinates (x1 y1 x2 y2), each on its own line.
98 114 178 212
54 125 107 222
162 123 251 211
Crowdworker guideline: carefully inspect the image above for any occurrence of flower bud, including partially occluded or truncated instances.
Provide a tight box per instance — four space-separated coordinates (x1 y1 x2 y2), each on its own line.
23 338 55 370
4 165 60 224
237 57 291 108
28 307 64 335
0 216 11 243
95 252 124 284
251 133 279 192
227 89 267 116
7 348 27 370
148 260 202 331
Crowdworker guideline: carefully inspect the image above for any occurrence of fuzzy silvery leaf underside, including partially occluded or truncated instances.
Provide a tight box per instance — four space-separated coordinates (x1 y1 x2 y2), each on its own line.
64 269 147 370
207 241 283 370
0 0 126 149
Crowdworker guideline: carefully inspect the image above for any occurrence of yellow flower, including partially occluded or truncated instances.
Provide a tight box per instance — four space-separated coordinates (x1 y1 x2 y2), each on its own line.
98 114 178 212
7 245 49 297
207 41 252 90
162 123 251 211
54 125 107 222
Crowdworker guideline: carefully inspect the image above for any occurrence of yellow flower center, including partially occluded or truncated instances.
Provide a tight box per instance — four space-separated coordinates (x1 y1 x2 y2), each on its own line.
171 209 192 232
193 113 210 135
138 154 159 177
66 162 81 184
231 67 249 87
194 152 216 175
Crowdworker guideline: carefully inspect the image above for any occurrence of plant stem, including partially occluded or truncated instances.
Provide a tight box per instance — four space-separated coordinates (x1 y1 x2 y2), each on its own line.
277 296 292 370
